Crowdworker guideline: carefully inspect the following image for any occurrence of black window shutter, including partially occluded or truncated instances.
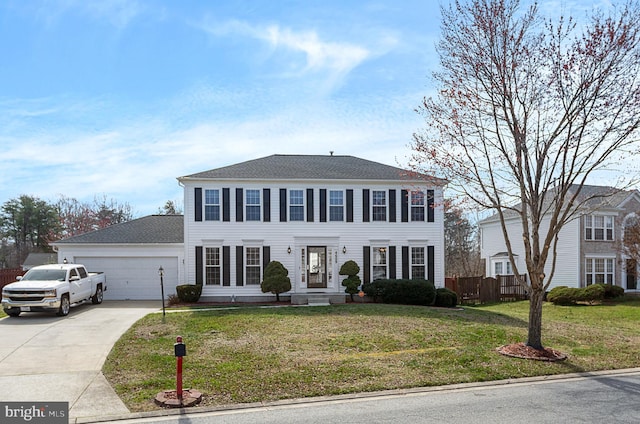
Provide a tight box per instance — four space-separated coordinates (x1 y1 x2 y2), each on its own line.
263 246 270 270
223 188 230 222
362 189 370 222
236 188 244 222
306 188 314 222
427 189 435 223
363 246 371 284
402 246 409 279
236 246 244 286
223 246 230 286
401 190 409 222
389 246 396 279
428 245 435 283
279 189 287 222
263 189 271 222
195 246 203 285
389 189 396 223
346 189 354 222
194 188 202 222
320 189 327 222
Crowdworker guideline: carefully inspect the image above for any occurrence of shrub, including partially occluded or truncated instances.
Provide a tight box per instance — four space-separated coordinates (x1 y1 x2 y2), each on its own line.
362 280 385 302
176 284 202 303
363 279 436 306
166 293 181 306
600 283 625 299
261 261 291 302
435 287 458 308
547 284 610 305
577 284 605 305
340 260 361 301
547 286 579 305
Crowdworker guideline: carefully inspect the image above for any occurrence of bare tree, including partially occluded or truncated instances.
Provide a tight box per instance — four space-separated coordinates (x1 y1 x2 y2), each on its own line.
444 205 483 277
412 0 640 349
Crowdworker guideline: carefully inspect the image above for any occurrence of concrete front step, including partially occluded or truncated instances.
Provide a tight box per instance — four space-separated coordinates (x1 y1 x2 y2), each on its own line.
291 293 346 305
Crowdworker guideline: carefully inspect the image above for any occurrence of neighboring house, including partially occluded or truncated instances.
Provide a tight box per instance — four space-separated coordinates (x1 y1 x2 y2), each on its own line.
21 253 57 271
52 154 446 302
53 215 184 300
479 185 640 292
178 154 447 303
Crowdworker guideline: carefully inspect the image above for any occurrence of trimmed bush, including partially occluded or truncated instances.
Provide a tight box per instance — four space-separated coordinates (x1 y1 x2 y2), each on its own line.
176 284 202 303
577 284 605 305
601 283 625 299
340 260 361 301
435 287 458 308
261 261 292 302
547 286 579 305
362 279 436 306
547 284 612 305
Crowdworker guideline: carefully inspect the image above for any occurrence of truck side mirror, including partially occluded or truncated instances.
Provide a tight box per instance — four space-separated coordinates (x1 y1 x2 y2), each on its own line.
70 276 80 282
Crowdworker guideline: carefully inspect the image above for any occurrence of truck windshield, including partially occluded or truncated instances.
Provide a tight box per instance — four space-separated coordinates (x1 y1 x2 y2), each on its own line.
21 269 67 281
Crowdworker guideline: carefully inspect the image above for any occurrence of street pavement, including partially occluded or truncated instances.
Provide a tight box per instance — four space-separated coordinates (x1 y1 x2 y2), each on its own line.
89 369 640 424
0 300 159 422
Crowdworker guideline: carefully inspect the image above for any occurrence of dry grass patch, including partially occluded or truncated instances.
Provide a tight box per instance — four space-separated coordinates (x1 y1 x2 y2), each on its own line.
103 301 640 412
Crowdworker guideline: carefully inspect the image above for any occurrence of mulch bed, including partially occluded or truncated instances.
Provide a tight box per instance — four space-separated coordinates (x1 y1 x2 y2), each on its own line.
497 342 567 362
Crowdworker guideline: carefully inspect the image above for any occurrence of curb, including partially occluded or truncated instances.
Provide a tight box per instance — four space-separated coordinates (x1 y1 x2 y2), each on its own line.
73 367 640 423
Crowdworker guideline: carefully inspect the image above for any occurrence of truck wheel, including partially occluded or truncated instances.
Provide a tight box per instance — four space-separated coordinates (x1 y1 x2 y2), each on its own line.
92 285 103 304
5 308 20 317
57 295 70 316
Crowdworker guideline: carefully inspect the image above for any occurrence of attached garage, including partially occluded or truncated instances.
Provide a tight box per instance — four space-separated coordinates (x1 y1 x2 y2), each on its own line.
75 256 179 300
52 215 184 301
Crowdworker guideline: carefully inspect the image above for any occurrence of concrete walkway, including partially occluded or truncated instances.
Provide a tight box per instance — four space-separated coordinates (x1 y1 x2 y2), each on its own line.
0 301 159 422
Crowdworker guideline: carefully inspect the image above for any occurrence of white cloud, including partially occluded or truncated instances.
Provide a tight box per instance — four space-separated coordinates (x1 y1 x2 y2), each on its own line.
197 18 373 91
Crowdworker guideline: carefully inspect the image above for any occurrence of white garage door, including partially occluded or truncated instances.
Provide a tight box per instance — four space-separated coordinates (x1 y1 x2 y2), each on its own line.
75 257 179 300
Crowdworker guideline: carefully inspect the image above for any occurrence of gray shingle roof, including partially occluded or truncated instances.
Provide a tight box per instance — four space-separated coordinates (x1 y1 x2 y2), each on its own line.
55 215 183 244
479 185 640 224
180 154 446 184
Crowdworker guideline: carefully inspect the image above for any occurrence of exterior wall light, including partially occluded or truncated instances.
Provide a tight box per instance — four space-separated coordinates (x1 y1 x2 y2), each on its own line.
343 246 347 254
287 246 292 254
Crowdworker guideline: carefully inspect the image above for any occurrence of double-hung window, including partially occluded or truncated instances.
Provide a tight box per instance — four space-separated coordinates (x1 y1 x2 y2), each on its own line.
411 247 426 279
245 190 261 221
585 257 614 284
245 247 261 285
329 190 344 221
372 247 387 280
289 189 304 221
373 190 386 221
411 191 425 222
585 215 614 241
205 247 221 285
204 189 220 221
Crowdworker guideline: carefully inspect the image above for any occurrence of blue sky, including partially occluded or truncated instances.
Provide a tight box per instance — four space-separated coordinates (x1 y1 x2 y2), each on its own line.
0 0 616 216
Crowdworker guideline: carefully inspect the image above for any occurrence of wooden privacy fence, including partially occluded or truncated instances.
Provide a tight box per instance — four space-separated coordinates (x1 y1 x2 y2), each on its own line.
445 275 528 304
0 268 24 290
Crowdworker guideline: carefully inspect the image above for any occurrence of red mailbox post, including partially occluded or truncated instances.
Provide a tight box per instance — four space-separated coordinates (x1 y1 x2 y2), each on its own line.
174 336 187 404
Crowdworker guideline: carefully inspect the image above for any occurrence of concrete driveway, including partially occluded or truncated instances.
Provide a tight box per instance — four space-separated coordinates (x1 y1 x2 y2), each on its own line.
0 301 159 422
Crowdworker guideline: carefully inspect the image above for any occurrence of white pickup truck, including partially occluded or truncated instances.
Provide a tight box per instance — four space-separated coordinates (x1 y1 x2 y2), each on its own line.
1 264 106 317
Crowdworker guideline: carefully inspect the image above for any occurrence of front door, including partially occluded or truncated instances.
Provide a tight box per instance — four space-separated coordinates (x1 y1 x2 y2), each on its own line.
307 246 327 288
626 259 637 290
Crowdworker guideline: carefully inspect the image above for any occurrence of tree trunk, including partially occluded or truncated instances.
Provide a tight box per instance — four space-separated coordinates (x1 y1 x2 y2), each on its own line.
526 287 545 350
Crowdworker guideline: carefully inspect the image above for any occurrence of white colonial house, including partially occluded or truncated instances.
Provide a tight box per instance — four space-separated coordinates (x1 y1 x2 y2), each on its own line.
479 185 640 292
54 154 446 302
179 154 447 303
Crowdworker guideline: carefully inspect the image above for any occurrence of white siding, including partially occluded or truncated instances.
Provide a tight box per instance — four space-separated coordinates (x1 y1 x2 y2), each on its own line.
55 244 184 300
480 215 580 289
184 179 446 298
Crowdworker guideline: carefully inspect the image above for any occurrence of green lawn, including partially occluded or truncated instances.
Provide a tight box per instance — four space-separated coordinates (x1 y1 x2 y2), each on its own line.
103 300 640 412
